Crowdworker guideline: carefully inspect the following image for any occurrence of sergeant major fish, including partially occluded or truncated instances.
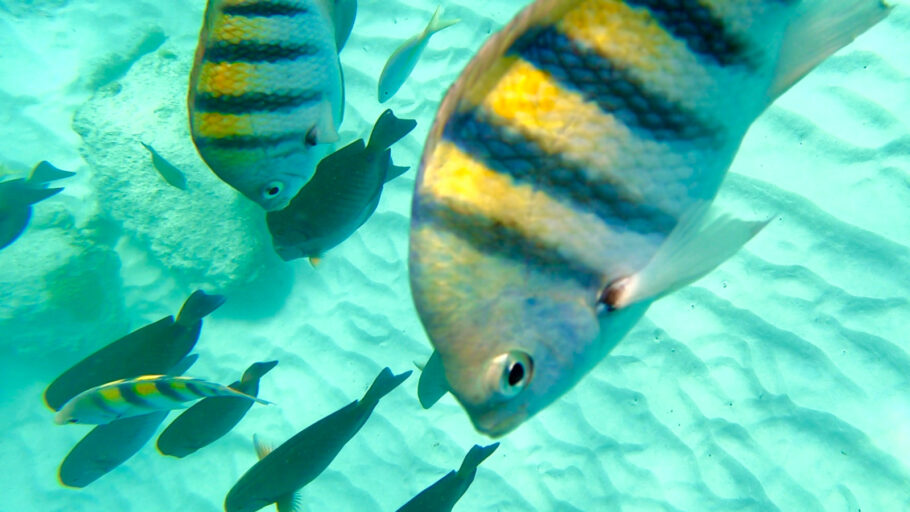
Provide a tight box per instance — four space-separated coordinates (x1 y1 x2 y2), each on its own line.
408 0 892 436
266 109 416 263
55 375 271 425
58 355 199 488
189 0 357 211
44 290 225 412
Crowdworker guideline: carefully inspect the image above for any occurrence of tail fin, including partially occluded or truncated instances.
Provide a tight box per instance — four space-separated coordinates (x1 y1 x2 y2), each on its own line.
771 0 891 98
425 5 459 36
457 443 499 478
367 109 417 151
28 161 75 185
360 367 411 408
175 290 226 326
241 360 279 383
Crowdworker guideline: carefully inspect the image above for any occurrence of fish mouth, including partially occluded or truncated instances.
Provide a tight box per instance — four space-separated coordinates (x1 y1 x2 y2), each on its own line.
468 404 529 438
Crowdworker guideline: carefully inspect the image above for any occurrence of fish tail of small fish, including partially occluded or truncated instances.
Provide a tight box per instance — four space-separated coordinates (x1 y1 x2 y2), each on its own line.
769 0 891 98
425 5 459 37
367 109 417 151
175 289 226 327
457 442 499 477
28 161 75 185
360 367 412 408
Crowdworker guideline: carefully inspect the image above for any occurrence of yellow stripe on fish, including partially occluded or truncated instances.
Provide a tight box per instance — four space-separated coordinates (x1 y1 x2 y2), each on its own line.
419 142 636 275
193 112 256 139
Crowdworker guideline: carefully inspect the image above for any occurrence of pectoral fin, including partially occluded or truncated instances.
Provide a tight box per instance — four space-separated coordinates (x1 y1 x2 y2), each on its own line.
605 202 771 309
417 350 449 409
312 100 340 144
253 434 272 460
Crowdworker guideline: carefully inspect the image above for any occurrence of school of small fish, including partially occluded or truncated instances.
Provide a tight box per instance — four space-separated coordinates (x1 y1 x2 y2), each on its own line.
8 0 897 509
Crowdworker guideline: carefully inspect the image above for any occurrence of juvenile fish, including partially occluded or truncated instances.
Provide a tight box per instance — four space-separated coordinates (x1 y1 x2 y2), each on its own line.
396 443 499 512
157 360 278 458
55 375 270 425
409 0 892 436
58 355 198 488
189 0 357 211
224 367 410 512
44 290 225 412
377 6 458 103
140 142 188 190
266 109 416 262
0 161 74 250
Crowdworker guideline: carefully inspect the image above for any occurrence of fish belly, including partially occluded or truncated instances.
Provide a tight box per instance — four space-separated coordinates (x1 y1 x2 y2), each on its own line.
190 0 343 192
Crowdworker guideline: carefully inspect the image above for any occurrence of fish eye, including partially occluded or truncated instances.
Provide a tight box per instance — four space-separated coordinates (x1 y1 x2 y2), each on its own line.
489 351 534 398
305 127 318 147
262 181 284 199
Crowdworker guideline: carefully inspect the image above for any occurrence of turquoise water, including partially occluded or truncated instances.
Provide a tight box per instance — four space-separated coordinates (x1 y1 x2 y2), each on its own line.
1 1 909 510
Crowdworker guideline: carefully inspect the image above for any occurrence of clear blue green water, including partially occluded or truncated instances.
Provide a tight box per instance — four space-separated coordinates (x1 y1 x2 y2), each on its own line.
1 1 909 511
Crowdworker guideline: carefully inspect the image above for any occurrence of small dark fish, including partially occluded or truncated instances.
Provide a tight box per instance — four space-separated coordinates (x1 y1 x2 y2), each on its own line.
416 350 448 409
44 290 225 412
266 109 416 263
58 354 198 489
224 367 411 512
157 360 278 458
0 161 74 250
396 443 499 512
140 142 188 190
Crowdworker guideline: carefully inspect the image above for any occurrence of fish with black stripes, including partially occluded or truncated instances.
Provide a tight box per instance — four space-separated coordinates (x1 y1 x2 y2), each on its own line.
189 0 358 211
408 0 892 436
44 289 225 412
54 375 271 425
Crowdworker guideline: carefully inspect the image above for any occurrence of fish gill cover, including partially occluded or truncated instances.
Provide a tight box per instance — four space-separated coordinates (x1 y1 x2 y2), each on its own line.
0 0 908 511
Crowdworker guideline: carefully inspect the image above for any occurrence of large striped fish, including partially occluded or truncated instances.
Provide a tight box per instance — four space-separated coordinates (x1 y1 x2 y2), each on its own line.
54 375 271 425
408 0 892 437
189 0 357 211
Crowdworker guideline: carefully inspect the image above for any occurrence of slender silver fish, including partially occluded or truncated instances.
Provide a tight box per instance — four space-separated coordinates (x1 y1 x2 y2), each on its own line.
408 0 892 436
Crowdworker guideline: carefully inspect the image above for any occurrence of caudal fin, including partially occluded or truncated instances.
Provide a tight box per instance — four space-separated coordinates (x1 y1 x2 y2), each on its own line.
360 367 411 408
770 0 891 98
175 290 226 326
28 161 75 185
457 443 499 478
241 360 279 383
425 5 459 36
367 109 417 151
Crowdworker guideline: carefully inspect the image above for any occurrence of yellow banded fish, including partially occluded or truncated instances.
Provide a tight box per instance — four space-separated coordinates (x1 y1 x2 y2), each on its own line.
189 0 357 211
54 375 271 425
408 0 892 437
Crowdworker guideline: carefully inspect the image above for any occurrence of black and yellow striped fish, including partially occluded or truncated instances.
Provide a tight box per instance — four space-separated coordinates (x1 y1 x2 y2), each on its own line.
54 375 271 425
189 0 357 211
408 0 891 436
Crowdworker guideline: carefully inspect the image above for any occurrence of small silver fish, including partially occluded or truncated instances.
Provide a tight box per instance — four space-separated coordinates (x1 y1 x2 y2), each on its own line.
189 0 357 211
55 375 270 425
140 142 188 190
408 0 892 436
377 6 458 103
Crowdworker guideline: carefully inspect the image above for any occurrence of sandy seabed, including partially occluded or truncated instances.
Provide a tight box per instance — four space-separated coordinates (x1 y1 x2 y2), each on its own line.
1 1 909 511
